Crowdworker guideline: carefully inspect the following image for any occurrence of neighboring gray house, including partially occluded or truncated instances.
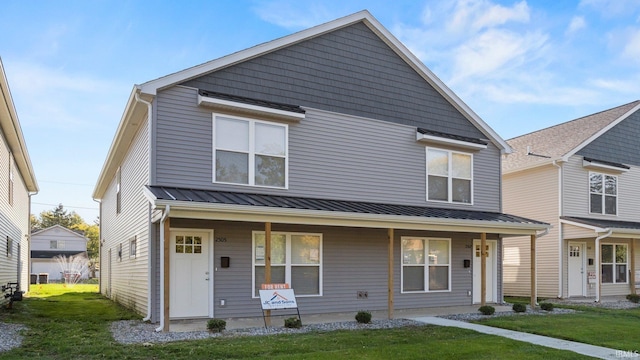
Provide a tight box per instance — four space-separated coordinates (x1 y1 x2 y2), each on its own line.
503 101 640 301
30 225 89 282
93 11 547 330
0 58 39 301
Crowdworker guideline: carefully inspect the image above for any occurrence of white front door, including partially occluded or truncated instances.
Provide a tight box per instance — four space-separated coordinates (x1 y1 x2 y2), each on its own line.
170 230 212 318
568 242 586 297
473 240 497 304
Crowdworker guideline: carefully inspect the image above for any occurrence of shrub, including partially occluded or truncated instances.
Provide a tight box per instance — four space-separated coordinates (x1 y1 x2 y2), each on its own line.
627 294 640 303
478 305 495 315
540 302 554 311
355 310 372 324
512 303 526 313
284 317 302 329
206 319 226 333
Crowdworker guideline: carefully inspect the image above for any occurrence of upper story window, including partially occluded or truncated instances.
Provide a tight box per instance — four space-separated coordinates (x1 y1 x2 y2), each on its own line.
214 115 287 188
8 154 14 206
426 148 472 204
589 172 617 215
116 167 122 214
50 240 65 249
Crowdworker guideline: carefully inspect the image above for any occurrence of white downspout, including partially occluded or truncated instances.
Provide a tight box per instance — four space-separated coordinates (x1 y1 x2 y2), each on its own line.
135 92 154 322
552 160 563 298
595 229 612 303
155 205 170 332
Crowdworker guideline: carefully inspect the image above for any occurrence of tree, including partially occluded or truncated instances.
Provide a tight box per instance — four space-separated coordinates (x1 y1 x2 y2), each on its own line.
34 204 84 230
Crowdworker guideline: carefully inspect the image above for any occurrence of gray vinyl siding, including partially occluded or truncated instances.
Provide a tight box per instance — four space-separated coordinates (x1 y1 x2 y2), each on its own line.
157 219 495 319
180 22 485 140
563 155 640 222
502 165 559 297
0 128 30 300
155 86 501 212
577 109 640 166
100 118 150 316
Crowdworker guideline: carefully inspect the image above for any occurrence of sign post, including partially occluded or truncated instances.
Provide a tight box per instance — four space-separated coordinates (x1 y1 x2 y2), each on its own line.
259 283 300 328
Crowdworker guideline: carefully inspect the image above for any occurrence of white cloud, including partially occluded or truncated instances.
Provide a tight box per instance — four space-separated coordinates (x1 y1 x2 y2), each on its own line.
579 0 640 18
566 16 586 35
252 0 338 30
622 28 640 60
447 0 530 34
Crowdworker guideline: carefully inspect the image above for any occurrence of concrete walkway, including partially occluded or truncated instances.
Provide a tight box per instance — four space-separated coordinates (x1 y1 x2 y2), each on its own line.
412 316 622 360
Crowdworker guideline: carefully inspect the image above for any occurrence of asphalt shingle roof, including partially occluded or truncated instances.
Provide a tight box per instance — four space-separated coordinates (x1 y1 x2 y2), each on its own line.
503 100 640 172
147 186 547 226
561 216 640 231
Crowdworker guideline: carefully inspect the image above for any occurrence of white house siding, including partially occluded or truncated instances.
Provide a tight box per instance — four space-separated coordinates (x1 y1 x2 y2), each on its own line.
100 117 150 316
563 155 640 221
502 165 559 297
0 129 30 296
157 218 493 319
154 86 502 212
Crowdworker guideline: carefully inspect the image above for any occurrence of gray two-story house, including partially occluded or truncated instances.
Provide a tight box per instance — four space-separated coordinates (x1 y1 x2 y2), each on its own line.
93 11 547 330
0 58 39 302
503 101 640 301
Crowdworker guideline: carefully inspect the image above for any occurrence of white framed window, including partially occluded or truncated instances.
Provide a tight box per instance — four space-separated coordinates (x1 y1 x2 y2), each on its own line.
601 243 627 284
426 148 472 204
116 167 122 214
8 154 14 206
589 172 617 215
401 237 451 292
129 236 137 259
49 240 65 249
117 243 122 262
252 231 322 297
213 114 288 188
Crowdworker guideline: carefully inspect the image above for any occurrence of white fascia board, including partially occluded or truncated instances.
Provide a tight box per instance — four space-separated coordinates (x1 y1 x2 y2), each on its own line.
582 159 629 173
416 132 487 150
502 158 560 175
197 94 304 121
562 103 640 162
559 218 605 233
149 198 548 235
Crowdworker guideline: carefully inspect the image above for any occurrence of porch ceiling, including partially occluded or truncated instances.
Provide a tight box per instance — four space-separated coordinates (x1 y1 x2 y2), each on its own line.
145 186 548 236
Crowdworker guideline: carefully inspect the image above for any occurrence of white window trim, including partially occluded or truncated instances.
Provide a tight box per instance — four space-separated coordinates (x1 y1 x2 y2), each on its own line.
588 171 618 216
129 236 137 259
425 147 473 205
400 237 452 293
6 236 12 258
251 231 323 298
601 243 628 285
212 113 289 189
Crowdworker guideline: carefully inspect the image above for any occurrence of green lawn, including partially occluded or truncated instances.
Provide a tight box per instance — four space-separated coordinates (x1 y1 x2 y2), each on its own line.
476 303 640 350
0 285 589 359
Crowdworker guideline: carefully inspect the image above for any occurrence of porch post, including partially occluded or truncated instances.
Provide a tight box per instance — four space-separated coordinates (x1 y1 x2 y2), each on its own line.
631 239 637 295
530 234 536 309
163 217 170 332
265 222 271 326
480 233 486 307
388 228 394 319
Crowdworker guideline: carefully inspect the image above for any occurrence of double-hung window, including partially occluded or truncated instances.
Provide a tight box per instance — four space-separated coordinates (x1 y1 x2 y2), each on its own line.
401 237 450 292
601 244 627 284
589 172 617 215
253 231 321 297
214 115 287 188
426 148 472 204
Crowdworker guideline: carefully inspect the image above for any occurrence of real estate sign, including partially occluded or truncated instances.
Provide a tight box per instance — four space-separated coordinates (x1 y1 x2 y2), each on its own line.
259 288 298 310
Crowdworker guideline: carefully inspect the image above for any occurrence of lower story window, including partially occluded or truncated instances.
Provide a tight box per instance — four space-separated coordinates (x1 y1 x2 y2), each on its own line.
253 231 322 297
402 237 450 292
601 243 627 284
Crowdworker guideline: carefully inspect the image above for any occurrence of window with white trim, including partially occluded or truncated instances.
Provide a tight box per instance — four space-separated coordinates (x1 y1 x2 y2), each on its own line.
6 236 12 257
252 231 321 297
116 167 122 214
426 148 472 204
129 236 137 259
601 243 627 284
401 237 451 292
50 240 65 249
589 172 617 215
8 154 14 206
214 115 287 188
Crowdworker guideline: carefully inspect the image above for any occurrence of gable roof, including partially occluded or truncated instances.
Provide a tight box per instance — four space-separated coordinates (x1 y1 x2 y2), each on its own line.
93 10 511 199
31 224 89 241
503 100 640 173
0 58 38 192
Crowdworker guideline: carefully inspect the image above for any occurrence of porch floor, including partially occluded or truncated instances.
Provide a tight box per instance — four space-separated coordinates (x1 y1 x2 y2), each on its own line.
169 304 513 332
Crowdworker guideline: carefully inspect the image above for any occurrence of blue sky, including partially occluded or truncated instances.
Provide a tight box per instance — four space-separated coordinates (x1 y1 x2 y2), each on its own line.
1 0 639 221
